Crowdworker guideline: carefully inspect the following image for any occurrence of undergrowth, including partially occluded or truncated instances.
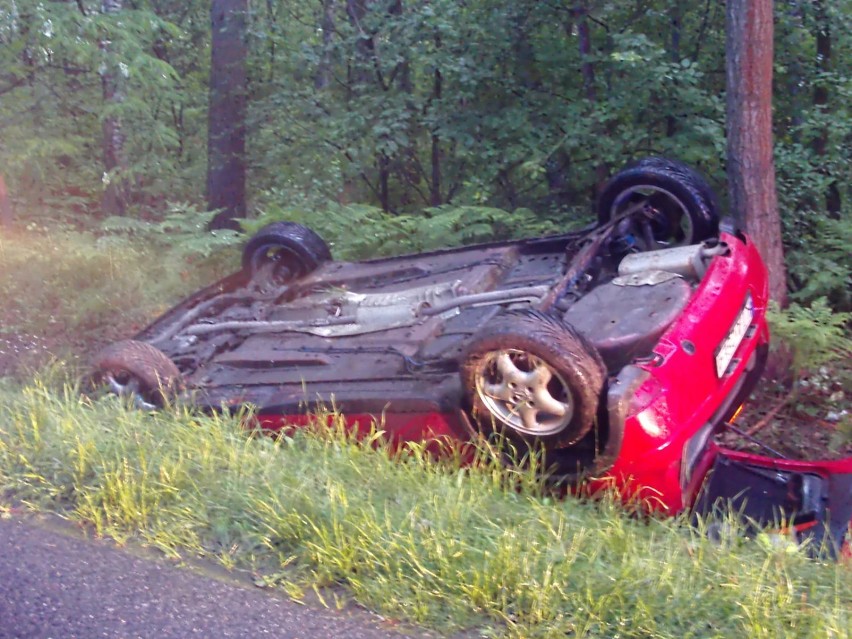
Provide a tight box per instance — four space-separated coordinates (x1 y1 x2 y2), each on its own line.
767 299 852 377
0 379 848 639
764 299 852 451
0 223 235 364
244 201 567 260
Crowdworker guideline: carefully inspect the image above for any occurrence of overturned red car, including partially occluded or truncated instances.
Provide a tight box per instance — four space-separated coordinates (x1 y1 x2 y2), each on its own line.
92 158 852 555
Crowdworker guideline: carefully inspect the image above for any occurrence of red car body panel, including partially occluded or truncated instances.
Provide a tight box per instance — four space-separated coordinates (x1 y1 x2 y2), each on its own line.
591 230 771 513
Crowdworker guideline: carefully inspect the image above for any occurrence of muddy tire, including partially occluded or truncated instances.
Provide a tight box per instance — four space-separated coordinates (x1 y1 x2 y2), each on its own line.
597 157 719 250
242 222 331 281
460 310 606 449
92 340 181 409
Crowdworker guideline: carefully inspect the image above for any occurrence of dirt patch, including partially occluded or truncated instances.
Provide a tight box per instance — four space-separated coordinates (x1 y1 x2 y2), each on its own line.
0 332 55 377
722 366 851 461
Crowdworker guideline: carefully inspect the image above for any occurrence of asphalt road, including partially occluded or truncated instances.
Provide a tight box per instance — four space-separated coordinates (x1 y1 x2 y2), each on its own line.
0 515 421 639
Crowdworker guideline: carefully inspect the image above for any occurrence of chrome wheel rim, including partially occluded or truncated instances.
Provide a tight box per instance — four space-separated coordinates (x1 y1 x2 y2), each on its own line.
610 184 694 250
105 372 158 410
250 244 300 280
474 349 574 436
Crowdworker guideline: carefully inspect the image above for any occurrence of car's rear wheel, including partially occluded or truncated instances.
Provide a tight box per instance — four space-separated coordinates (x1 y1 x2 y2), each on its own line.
597 157 719 250
242 222 331 281
91 340 181 409
460 310 606 449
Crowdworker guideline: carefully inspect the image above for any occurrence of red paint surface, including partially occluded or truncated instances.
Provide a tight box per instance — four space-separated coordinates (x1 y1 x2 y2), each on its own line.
255 411 468 448
587 231 774 513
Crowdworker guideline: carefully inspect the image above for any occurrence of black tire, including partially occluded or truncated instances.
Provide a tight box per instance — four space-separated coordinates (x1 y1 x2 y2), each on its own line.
241 222 331 280
460 310 606 449
597 157 719 250
92 340 182 408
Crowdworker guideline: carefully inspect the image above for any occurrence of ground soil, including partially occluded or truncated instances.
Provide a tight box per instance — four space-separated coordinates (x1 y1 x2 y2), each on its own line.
719 364 851 461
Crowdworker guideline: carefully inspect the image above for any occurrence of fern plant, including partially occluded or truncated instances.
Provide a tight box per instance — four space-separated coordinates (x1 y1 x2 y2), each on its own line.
767 298 851 376
244 201 564 261
100 202 242 259
785 215 852 311
766 299 851 451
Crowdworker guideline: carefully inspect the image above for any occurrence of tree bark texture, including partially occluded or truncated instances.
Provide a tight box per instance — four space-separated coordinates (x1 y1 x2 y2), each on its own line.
430 30 442 207
207 0 248 230
725 0 787 306
100 0 129 216
574 4 595 103
0 175 13 227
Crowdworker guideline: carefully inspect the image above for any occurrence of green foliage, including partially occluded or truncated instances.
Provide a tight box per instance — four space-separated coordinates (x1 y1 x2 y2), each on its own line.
0 383 849 638
783 215 852 310
767 298 852 375
100 201 242 258
0 0 207 212
246 200 563 260
1 0 852 318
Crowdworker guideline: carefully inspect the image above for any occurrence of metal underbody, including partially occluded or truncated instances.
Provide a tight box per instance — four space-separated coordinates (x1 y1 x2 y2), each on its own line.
137 232 718 416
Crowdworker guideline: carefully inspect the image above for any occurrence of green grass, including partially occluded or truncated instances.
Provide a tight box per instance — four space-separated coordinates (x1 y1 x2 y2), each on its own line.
0 225 236 366
0 379 848 639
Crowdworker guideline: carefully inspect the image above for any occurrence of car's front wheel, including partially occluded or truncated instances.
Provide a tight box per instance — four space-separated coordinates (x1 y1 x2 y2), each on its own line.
460 310 606 449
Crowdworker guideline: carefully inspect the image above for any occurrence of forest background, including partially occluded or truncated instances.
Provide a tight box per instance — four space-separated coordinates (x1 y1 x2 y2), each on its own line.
0 0 849 313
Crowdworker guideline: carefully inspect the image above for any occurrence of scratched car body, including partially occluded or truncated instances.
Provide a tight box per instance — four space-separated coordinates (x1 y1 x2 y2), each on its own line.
93 158 852 554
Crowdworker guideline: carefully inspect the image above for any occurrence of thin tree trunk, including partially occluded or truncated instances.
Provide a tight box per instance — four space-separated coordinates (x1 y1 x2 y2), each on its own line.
315 0 336 89
667 1 682 137
100 0 129 216
345 0 373 88
430 30 442 206
811 0 841 216
573 3 608 194
207 0 248 230
575 4 595 102
0 175 13 227
726 0 787 306
379 154 390 212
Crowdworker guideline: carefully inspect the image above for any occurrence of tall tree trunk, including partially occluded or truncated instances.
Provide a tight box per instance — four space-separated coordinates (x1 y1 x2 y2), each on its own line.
726 0 787 306
345 0 373 88
315 0 336 89
811 0 841 216
430 30 442 207
666 1 682 137
573 3 608 195
0 175 13 227
574 4 595 102
207 0 248 230
100 0 129 216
